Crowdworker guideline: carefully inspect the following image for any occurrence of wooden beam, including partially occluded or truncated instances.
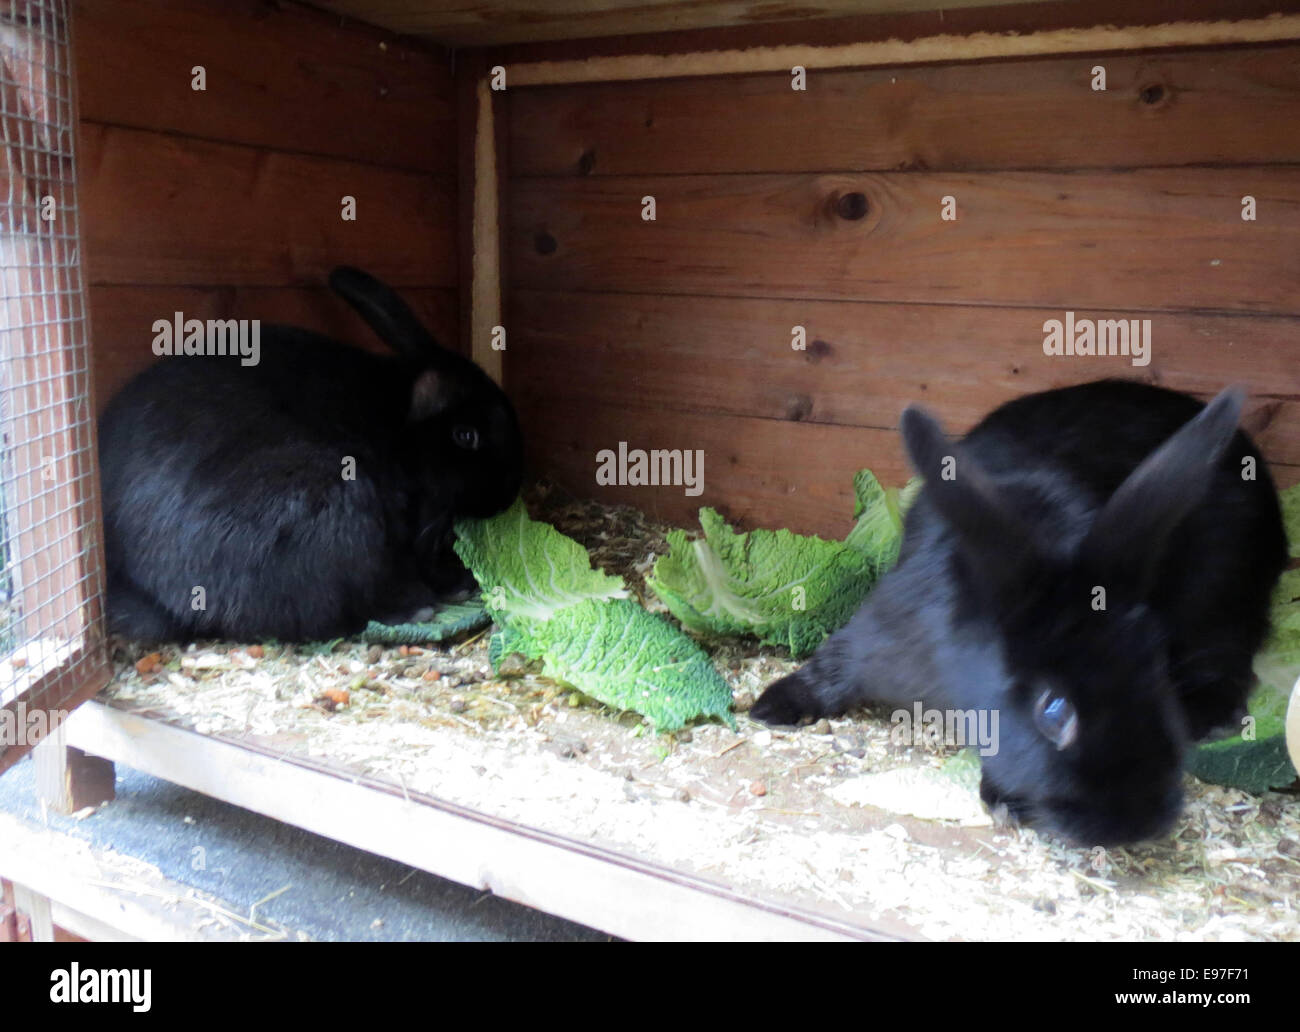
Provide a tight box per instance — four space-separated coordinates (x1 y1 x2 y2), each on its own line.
508 43 1300 177
10 883 54 942
311 0 1048 48
0 811 280 941
501 14 1300 86
482 0 1300 66
470 74 504 382
34 721 116 815
64 701 898 941
0 879 31 941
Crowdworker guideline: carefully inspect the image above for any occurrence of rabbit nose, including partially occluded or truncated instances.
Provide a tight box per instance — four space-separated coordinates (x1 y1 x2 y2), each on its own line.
1115 785 1184 844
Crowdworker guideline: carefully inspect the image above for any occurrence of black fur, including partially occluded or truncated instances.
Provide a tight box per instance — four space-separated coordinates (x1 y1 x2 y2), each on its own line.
99 267 522 642
752 380 1286 846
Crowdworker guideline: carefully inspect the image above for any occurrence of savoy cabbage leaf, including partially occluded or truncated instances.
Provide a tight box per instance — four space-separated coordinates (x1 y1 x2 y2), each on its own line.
490 600 734 732
456 499 733 731
647 469 916 658
361 601 492 644
454 498 627 620
1281 482 1300 559
1189 535 1300 792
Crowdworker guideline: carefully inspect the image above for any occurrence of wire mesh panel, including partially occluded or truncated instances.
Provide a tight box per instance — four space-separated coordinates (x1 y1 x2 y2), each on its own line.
0 0 108 773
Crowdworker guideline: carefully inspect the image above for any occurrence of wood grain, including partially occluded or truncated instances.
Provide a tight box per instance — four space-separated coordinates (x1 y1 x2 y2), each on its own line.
73 0 454 172
506 289 1300 462
520 393 907 538
518 394 1300 537
482 0 1300 67
65 701 891 940
510 44 1300 176
88 285 458 412
310 0 1044 47
509 168 1300 313
78 124 456 288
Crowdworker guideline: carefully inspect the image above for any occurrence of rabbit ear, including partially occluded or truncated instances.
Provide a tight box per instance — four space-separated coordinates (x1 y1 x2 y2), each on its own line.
329 266 441 361
901 405 1041 587
1082 385 1245 593
409 369 452 420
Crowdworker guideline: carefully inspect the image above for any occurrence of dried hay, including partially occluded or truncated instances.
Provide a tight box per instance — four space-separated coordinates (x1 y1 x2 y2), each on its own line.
100 484 1300 941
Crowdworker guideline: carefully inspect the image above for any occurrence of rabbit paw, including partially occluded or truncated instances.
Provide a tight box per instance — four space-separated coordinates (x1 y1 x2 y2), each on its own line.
751 671 821 726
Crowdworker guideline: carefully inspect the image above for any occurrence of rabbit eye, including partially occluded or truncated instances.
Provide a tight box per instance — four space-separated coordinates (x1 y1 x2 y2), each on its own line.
452 424 481 450
1033 689 1079 750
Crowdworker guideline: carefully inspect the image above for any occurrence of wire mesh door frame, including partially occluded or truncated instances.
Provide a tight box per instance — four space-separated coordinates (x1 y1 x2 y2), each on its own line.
0 0 109 775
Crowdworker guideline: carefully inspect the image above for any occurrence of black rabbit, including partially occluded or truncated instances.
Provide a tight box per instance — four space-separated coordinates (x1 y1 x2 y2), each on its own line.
752 380 1286 846
99 267 522 642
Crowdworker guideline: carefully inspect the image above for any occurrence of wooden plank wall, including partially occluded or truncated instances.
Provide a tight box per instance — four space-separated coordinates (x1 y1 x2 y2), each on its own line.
72 0 458 410
504 43 1300 537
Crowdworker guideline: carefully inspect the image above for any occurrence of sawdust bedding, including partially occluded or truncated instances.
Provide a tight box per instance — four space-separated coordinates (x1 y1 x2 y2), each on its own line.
100 482 1300 941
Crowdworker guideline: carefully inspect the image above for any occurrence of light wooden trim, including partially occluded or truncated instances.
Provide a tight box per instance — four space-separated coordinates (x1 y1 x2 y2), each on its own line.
0 810 260 941
33 719 68 812
44 899 141 943
0 640 111 775
503 14 1300 86
65 701 896 941
471 76 503 383
311 0 1048 48
11 881 54 941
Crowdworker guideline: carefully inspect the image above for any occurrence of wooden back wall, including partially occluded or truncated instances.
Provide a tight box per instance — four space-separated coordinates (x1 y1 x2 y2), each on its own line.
74 0 458 412
503 43 1300 537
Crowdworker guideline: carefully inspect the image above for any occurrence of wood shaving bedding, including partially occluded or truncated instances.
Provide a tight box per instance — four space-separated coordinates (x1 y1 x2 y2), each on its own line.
99 483 1300 941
